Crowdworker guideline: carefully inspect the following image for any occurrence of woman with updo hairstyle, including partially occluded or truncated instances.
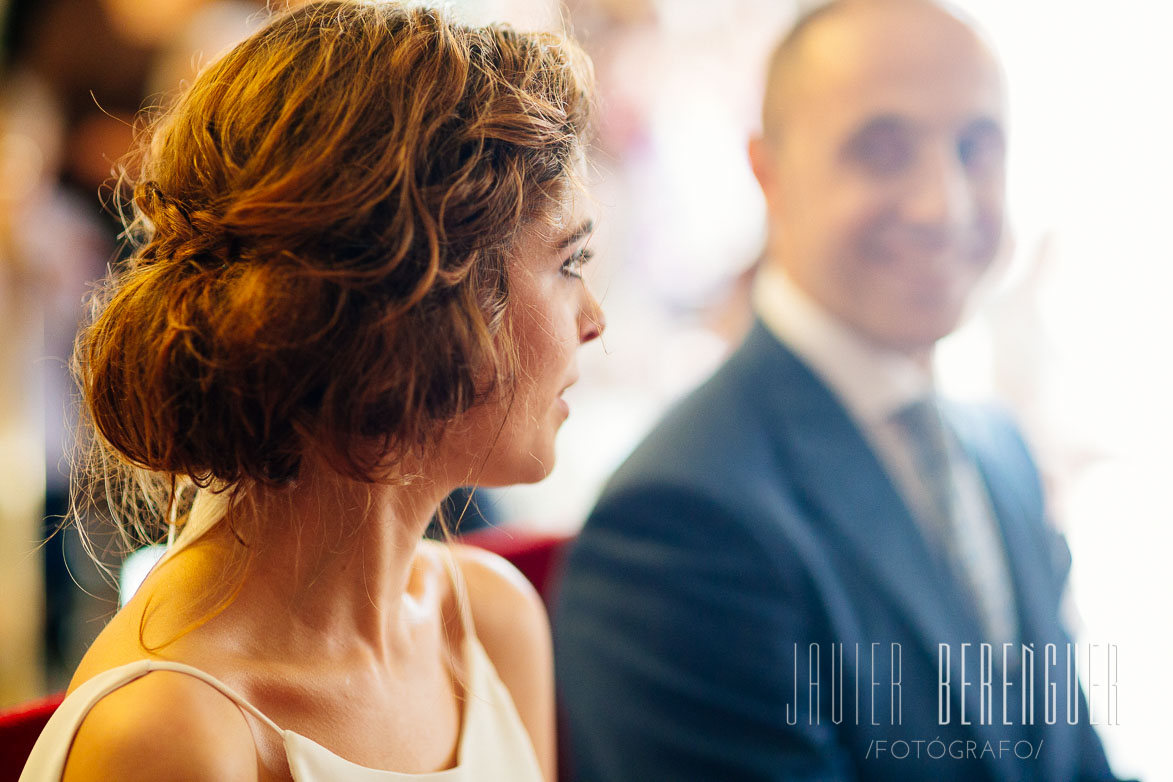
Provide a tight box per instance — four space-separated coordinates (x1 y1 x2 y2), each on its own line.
20 2 603 780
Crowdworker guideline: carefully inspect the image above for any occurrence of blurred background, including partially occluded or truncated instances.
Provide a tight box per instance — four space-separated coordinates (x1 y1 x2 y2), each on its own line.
0 0 1167 778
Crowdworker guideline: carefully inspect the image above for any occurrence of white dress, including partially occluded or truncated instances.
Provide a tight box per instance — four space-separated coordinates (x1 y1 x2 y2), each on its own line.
20 628 544 782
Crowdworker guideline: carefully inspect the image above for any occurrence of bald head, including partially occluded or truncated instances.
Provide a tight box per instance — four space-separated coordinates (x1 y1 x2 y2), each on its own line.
762 0 1001 141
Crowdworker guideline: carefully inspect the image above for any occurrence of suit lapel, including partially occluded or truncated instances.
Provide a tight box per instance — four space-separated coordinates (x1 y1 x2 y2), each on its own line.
737 323 982 655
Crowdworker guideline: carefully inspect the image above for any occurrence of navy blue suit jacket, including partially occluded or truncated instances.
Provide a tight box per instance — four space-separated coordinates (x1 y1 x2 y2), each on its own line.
554 321 1120 782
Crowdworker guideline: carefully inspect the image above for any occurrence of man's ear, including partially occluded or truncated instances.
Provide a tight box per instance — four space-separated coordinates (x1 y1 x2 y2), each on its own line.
748 135 784 214
748 135 772 195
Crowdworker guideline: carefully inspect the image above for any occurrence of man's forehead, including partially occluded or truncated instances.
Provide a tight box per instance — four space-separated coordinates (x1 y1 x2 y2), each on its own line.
769 0 1003 127
806 45 1004 123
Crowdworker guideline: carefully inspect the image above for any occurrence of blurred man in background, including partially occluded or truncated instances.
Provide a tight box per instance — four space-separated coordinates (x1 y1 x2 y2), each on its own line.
555 1 1124 780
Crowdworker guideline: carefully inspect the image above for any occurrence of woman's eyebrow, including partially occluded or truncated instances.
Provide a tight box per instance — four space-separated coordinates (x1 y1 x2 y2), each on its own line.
559 220 594 249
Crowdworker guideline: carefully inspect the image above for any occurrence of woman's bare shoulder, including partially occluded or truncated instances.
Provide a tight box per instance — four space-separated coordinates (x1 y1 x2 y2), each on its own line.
442 542 547 640
61 666 258 782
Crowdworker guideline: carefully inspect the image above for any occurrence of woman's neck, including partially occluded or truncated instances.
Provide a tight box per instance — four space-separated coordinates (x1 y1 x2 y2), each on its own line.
176 467 455 667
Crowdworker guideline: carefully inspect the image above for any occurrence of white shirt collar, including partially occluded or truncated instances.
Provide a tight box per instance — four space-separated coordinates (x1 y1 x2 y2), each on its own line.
751 264 935 425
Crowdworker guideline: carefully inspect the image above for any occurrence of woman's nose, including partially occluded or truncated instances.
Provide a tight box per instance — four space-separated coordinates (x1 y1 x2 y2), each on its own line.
579 287 605 344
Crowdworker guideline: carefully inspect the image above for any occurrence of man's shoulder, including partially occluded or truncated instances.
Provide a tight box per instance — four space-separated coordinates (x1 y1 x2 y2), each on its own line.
944 400 1040 477
601 372 769 509
945 399 1030 446
585 325 846 539
604 325 799 492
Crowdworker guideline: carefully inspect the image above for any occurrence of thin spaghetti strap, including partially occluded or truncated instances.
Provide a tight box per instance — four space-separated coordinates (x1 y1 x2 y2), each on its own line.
438 544 477 640
18 660 286 782
144 660 285 737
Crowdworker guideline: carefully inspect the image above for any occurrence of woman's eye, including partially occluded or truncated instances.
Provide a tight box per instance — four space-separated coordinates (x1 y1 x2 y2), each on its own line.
561 247 594 279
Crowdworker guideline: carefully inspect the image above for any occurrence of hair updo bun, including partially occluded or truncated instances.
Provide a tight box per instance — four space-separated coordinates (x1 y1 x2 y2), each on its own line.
74 0 593 540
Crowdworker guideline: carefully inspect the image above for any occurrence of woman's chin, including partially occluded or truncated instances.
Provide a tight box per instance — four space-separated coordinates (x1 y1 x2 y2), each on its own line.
475 447 557 488
514 457 557 486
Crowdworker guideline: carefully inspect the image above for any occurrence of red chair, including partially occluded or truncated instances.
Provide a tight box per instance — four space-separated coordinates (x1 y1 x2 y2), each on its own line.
0 691 64 781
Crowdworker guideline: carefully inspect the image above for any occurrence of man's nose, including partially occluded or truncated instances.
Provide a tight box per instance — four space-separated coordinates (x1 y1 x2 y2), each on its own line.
901 143 975 237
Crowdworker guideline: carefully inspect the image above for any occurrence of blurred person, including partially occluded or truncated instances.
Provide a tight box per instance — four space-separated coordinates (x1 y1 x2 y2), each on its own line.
554 1 1124 780
4 0 152 202
0 59 58 704
4 0 171 684
20 2 602 780
0 67 105 693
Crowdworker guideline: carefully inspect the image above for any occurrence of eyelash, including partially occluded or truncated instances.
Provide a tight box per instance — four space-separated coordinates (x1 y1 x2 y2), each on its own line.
561 247 594 280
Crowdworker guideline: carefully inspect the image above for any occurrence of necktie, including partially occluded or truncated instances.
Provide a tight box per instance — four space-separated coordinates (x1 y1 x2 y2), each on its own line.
893 398 1018 648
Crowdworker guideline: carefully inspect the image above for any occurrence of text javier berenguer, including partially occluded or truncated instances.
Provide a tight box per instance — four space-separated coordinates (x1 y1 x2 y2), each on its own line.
784 642 1119 727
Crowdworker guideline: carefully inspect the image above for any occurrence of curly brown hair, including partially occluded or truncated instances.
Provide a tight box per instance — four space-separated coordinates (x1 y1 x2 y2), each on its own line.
73 1 594 551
